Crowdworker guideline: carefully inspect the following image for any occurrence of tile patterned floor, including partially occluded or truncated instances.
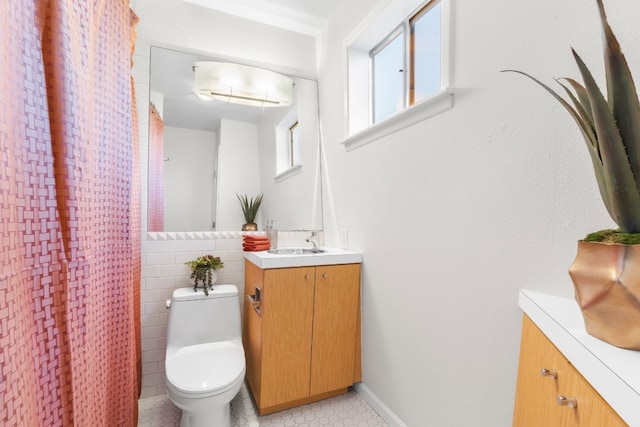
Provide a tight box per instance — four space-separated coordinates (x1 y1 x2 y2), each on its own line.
138 384 388 427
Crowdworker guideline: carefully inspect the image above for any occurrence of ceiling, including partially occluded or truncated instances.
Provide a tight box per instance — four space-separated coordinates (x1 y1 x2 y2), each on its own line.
151 1 339 133
180 0 340 36
150 46 269 133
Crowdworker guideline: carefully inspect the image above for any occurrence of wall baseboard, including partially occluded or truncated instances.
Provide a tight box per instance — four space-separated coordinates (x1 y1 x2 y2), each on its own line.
354 383 407 427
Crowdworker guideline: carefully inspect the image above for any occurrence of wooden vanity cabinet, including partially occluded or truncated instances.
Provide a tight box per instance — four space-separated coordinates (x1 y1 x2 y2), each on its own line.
513 315 627 426
243 259 362 415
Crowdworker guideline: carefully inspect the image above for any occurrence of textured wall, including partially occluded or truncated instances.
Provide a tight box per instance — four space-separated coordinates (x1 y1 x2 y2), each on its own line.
316 0 640 426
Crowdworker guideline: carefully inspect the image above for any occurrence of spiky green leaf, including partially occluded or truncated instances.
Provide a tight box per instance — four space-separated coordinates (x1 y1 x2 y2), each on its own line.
555 79 615 221
236 193 263 223
572 48 640 232
561 78 595 139
597 0 640 192
501 70 614 219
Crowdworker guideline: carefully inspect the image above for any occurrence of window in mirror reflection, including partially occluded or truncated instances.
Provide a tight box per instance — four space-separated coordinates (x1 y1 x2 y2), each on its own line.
289 121 300 168
276 109 300 174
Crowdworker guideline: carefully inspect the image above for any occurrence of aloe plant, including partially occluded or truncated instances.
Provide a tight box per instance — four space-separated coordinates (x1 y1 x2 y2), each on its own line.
236 193 263 224
503 0 640 234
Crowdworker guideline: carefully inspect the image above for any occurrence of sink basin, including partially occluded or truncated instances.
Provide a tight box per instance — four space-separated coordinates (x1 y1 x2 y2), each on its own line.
268 248 325 255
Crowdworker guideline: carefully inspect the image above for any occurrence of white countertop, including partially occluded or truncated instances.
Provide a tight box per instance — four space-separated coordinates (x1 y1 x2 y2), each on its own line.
244 248 363 269
519 289 640 426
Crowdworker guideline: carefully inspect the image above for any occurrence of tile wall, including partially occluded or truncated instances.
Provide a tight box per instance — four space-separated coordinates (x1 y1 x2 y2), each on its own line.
140 233 246 398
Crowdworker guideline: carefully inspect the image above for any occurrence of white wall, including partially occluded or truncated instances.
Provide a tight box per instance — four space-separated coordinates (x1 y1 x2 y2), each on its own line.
164 126 217 231
258 77 323 230
316 0 639 426
134 0 317 79
217 119 262 230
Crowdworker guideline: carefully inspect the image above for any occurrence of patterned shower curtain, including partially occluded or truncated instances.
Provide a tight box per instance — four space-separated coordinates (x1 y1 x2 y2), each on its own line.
0 0 141 425
147 104 165 232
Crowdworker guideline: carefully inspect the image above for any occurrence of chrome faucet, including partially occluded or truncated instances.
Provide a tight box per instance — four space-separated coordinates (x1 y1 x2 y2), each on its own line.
306 230 320 252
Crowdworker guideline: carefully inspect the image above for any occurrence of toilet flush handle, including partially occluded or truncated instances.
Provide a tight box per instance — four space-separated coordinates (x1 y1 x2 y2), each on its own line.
165 299 171 309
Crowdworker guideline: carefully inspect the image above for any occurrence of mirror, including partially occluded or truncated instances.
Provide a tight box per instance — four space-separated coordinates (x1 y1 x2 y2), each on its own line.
147 46 323 232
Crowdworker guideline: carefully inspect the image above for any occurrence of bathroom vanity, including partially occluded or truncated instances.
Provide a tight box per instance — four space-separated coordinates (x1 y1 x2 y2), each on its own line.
242 249 363 415
514 290 640 426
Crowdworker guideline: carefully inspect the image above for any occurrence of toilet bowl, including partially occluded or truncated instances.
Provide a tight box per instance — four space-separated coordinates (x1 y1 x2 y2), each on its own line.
165 285 245 427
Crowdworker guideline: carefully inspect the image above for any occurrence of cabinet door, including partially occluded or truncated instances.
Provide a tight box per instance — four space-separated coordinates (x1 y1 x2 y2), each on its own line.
513 315 566 427
261 267 316 408
558 361 627 427
310 264 361 395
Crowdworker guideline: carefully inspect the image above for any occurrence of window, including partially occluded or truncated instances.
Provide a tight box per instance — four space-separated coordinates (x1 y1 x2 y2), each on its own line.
372 30 404 123
275 111 302 181
370 0 442 124
288 121 300 167
345 0 452 150
410 1 441 104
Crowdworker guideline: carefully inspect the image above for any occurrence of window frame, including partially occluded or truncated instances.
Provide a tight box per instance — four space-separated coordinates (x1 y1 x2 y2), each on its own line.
344 0 452 151
408 0 442 105
288 120 299 168
369 0 442 124
370 25 405 124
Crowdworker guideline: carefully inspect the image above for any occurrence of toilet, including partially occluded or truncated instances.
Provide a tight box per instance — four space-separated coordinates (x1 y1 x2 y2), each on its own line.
165 285 246 427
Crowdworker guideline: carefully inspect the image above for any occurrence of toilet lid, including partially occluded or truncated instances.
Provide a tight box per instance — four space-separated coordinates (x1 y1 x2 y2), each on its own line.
166 341 245 394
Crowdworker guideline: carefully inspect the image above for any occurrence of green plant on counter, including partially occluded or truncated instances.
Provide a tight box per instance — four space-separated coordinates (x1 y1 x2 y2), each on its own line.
237 193 263 225
185 254 224 295
503 0 640 242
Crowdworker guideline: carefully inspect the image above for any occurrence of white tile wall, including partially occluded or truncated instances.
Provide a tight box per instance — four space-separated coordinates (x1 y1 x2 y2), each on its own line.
140 236 246 398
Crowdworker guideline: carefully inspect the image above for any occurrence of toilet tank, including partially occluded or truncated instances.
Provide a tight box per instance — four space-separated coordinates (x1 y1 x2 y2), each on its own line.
166 285 241 350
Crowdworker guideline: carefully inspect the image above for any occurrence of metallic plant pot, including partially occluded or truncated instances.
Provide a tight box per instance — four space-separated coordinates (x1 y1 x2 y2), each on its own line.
242 223 258 231
569 240 640 350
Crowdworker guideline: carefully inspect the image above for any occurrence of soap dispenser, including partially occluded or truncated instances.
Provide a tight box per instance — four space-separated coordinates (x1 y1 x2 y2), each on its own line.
266 219 277 249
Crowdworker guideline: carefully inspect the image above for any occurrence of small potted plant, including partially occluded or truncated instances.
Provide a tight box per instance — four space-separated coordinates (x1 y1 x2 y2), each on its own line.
237 193 263 231
503 0 640 349
185 254 224 296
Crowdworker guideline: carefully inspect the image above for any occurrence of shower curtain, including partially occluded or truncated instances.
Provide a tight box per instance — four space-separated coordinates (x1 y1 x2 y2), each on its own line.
0 0 141 425
147 104 165 232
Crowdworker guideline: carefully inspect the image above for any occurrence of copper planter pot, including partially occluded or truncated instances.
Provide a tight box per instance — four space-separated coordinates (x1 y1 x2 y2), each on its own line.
569 240 640 350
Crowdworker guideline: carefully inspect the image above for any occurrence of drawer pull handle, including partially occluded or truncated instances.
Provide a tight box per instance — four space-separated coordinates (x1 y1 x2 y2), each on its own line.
557 395 578 409
304 274 310 280
322 273 328 279
540 368 557 379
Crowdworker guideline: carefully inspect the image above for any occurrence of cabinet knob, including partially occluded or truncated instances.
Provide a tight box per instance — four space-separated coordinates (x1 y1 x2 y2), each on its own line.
322 273 328 279
304 274 310 280
540 368 557 379
557 395 577 409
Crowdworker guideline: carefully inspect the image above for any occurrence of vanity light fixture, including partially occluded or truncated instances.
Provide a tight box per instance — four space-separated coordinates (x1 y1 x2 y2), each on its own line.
193 61 293 107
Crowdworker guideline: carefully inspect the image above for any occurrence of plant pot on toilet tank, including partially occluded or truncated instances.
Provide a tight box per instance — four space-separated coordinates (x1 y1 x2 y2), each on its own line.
504 0 640 350
185 255 224 296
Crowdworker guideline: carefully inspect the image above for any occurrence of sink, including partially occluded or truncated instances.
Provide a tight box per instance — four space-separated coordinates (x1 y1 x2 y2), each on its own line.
268 248 325 255
245 247 362 268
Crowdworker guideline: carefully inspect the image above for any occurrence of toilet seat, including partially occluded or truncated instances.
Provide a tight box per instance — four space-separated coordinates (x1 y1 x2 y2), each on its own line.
166 340 245 396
